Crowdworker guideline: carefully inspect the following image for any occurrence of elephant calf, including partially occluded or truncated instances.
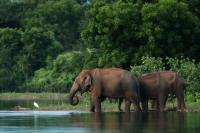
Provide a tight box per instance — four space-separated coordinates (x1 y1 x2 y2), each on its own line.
139 71 186 112
69 68 141 112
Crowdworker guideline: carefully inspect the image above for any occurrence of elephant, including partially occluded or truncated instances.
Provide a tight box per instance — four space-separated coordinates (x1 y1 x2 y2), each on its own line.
117 71 186 112
69 68 141 112
139 71 186 112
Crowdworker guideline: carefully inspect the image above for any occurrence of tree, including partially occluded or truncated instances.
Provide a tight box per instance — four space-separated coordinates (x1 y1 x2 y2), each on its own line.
0 28 23 91
18 27 63 79
140 0 200 60
186 0 200 19
27 51 87 92
24 0 84 50
0 0 40 28
82 0 142 68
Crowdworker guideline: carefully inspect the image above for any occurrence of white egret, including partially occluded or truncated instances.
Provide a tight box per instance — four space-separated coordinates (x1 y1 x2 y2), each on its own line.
33 101 39 109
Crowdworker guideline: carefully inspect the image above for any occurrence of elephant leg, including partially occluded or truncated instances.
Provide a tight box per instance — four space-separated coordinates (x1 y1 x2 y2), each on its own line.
151 100 157 110
156 100 160 111
118 98 123 112
95 98 101 112
162 91 168 110
158 93 167 112
90 100 95 112
91 95 101 112
125 99 131 112
131 97 141 111
141 99 148 111
176 90 186 112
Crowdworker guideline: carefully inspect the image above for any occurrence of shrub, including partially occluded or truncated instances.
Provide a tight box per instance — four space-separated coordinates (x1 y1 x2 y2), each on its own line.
26 51 85 92
26 49 100 92
130 56 165 76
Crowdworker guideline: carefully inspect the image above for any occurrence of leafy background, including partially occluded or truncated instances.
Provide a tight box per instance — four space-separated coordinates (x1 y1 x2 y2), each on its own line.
0 0 200 103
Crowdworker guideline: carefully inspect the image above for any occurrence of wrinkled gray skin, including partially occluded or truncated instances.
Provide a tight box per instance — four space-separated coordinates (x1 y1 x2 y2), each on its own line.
69 68 141 112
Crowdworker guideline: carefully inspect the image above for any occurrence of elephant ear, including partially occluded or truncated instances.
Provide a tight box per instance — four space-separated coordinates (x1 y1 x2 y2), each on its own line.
84 75 92 88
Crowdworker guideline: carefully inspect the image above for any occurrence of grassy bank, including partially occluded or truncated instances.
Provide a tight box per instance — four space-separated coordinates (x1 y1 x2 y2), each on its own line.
0 92 67 100
0 92 117 111
0 93 200 112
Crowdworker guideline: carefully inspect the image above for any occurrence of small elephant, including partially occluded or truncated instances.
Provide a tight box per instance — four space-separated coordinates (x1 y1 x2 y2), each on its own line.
69 68 141 112
139 71 186 112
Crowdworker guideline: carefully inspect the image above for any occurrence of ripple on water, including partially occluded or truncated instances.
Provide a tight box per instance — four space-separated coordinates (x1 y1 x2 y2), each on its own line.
0 111 86 117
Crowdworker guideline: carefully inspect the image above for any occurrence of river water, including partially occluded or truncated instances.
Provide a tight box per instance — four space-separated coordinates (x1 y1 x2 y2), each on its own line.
0 111 200 133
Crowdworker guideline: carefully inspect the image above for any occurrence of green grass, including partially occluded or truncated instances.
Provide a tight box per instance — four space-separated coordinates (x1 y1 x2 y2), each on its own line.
0 92 66 100
0 92 118 111
0 92 200 111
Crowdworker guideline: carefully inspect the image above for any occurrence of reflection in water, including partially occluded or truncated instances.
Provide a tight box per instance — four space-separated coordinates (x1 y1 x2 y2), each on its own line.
67 112 200 133
0 111 199 133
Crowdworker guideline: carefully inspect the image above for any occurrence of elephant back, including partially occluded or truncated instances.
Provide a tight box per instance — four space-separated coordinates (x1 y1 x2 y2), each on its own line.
139 72 161 98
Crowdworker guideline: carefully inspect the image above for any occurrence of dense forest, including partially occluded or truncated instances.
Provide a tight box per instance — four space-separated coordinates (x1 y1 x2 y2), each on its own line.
0 0 200 99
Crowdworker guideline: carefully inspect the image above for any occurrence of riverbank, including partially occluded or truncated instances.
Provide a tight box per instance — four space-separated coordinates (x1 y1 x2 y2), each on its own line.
0 93 200 112
0 92 66 100
0 92 115 111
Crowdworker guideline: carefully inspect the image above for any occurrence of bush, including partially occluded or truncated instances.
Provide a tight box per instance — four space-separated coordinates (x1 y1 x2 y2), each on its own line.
131 56 165 76
26 51 84 92
26 49 100 92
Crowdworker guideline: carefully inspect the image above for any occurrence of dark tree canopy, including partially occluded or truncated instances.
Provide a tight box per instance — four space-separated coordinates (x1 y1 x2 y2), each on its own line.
140 0 200 59
24 0 84 50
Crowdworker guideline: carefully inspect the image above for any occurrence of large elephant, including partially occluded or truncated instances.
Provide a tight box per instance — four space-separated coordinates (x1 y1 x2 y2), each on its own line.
139 71 186 112
69 68 141 112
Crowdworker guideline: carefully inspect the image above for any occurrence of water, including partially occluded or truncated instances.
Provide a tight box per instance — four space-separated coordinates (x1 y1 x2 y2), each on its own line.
0 100 200 132
0 111 200 133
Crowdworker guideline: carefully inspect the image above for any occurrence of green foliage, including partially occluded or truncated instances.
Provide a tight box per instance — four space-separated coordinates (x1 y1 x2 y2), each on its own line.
24 0 83 50
82 0 200 67
19 27 63 77
131 56 165 76
82 0 142 68
0 27 63 91
187 0 200 19
0 28 23 91
26 50 91 92
186 92 200 103
0 0 25 28
140 0 200 59
0 0 200 94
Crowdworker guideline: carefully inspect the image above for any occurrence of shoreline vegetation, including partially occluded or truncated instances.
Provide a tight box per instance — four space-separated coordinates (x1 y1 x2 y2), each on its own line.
0 93 200 112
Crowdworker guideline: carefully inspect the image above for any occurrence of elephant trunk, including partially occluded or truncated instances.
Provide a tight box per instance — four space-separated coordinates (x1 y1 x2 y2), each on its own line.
69 82 79 105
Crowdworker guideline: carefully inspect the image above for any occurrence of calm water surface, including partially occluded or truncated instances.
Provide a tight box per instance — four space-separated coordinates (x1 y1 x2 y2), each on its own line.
0 111 200 133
